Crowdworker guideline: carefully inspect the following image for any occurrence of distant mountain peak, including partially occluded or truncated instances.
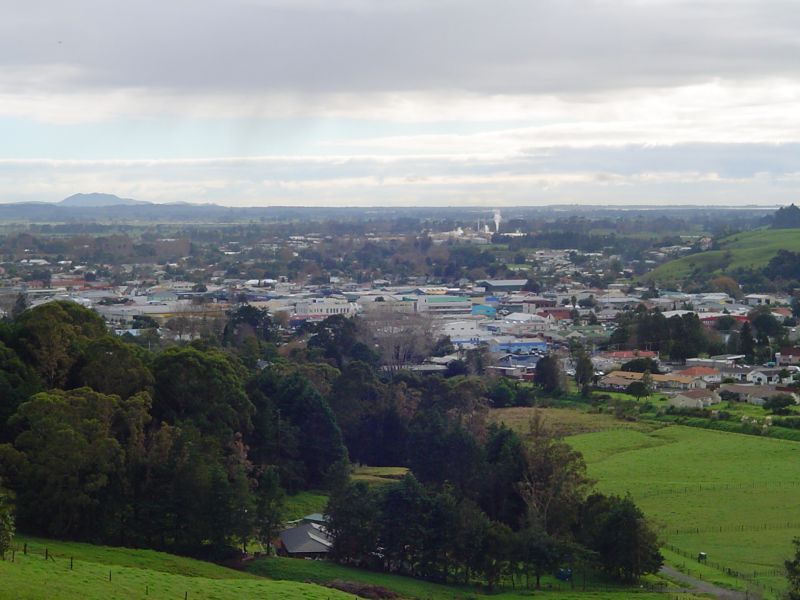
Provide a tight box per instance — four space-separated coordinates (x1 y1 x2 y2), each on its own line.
59 193 150 207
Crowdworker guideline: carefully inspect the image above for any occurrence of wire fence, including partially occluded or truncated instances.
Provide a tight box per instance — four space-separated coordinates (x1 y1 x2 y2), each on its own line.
4 540 192 599
663 543 785 598
635 479 800 500
668 521 800 536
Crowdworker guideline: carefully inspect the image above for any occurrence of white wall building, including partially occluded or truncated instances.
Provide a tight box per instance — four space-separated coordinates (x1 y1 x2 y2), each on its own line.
294 297 360 321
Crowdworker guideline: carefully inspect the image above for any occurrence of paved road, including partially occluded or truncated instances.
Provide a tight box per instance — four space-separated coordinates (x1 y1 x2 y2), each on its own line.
660 565 758 600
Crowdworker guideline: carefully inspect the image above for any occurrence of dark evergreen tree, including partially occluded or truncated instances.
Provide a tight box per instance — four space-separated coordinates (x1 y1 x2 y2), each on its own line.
12 301 106 387
786 537 800 600
620 357 660 374
326 481 381 565
0 341 40 438
247 369 347 490
578 493 663 582
534 355 564 395
740 321 756 361
482 424 527 527
152 345 253 439
72 336 154 399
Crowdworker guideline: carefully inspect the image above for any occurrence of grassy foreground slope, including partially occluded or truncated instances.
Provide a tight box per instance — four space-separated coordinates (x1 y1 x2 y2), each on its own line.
0 537 353 600
569 426 800 596
645 228 800 283
0 535 704 600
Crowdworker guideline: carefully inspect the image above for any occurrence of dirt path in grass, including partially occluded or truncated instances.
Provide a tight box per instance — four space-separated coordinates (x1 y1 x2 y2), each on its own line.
660 565 759 599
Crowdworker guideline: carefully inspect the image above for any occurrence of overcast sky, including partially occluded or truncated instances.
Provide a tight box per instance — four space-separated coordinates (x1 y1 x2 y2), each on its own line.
1 0 799 206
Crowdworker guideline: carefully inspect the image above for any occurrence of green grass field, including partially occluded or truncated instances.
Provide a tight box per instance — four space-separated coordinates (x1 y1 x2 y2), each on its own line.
0 536 354 600
0 535 704 600
568 425 800 596
646 228 800 283
283 490 329 520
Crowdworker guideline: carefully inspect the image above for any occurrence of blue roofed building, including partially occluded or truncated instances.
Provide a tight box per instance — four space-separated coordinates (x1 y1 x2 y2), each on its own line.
471 304 497 318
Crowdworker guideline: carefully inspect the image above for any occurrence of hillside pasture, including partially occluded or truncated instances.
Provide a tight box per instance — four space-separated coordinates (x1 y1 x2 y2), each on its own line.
645 228 800 283
0 535 705 600
568 426 800 596
0 537 352 600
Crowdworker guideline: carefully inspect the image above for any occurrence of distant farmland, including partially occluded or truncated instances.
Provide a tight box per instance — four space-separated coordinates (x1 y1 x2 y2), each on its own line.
645 228 800 284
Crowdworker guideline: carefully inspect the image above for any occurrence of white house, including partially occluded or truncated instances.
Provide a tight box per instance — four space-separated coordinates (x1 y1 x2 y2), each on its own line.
668 389 721 409
746 367 789 386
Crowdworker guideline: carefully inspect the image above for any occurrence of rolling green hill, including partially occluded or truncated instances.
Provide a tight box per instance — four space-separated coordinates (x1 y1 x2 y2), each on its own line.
645 228 800 284
0 537 354 600
569 425 800 598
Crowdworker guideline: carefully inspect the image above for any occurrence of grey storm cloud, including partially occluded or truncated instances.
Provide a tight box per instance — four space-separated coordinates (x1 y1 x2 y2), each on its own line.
2 0 800 95
3 1 800 206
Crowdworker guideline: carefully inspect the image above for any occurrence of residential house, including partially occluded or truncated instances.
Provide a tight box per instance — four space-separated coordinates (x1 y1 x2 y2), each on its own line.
747 367 786 386
669 389 721 409
718 384 788 406
599 370 703 391
776 347 800 366
673 366 722 384
685 355 746 369
277 515 333 559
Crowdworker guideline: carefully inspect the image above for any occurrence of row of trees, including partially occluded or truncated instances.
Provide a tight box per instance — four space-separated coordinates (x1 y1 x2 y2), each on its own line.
0 302 349 556
0 303 541 556
608 305 791 364
327 414 662 586
609 309 716 360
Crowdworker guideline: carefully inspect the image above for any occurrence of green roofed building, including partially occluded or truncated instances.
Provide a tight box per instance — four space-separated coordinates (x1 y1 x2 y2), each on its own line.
416 295 473 315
